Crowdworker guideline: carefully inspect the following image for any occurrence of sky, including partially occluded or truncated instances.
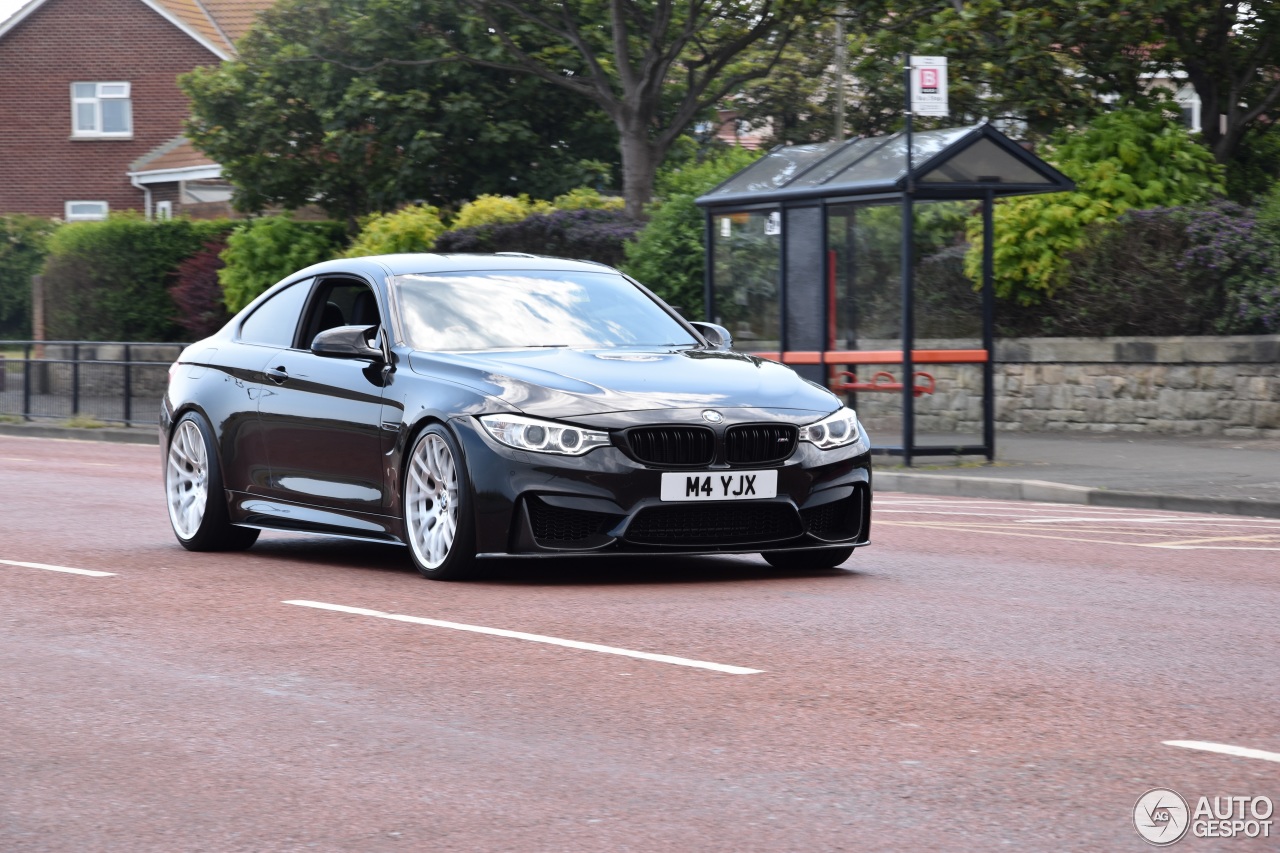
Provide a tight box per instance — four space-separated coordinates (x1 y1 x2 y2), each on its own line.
0 0 29 26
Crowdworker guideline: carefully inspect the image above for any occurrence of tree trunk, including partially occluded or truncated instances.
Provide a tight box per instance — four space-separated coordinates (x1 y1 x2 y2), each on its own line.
618 123 658 221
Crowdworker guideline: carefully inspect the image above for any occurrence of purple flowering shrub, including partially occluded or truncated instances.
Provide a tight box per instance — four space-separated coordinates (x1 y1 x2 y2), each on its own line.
434 209 641 268
1180 201 1280 333
999 203 1280 336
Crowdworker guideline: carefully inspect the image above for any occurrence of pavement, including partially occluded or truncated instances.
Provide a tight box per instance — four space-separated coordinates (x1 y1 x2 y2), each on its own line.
3 420 1280 519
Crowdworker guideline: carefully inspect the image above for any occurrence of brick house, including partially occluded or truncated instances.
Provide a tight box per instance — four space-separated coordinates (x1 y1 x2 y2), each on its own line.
0 0 272 221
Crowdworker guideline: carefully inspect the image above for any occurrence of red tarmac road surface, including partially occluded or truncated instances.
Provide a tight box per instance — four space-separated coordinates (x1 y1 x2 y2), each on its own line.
2 434 1278 851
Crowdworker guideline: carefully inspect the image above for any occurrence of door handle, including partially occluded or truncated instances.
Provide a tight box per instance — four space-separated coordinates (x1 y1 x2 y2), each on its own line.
264 366 289 384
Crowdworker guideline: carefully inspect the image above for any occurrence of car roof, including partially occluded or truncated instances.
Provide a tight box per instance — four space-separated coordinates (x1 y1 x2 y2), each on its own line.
313 253 617 277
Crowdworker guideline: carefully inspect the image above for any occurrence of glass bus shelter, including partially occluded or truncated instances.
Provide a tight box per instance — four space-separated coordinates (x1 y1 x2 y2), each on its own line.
695 121 1074 463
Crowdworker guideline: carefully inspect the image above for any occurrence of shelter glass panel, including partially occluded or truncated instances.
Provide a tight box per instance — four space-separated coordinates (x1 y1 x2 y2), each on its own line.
704 143 840 198
919 138 1053 185
831 126 974 187
711 210 781 350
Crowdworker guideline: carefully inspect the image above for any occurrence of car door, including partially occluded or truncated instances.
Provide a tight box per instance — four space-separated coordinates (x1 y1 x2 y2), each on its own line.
255 276 391 519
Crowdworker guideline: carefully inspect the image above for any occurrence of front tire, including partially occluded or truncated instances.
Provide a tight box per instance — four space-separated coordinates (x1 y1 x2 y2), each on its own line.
762 546 854 571
165 411 259 552
403 425 477 580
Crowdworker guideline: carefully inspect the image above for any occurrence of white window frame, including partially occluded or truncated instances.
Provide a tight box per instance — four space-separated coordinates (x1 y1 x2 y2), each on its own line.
155 200 173 220
71 82 132 138
65 201 109 221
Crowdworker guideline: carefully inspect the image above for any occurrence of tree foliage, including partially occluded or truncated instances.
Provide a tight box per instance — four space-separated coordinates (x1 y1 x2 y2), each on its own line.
171 240 233 340
181 0 619 229
0 215 58 338
454 0 820 218
345 205 448 257
42 216 230 341
434 209 641 267
622 146 761 315
967 107 1223 304
218 217 347 312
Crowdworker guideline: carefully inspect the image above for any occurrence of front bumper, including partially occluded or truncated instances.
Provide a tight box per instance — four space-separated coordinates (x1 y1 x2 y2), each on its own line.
451 416 872 558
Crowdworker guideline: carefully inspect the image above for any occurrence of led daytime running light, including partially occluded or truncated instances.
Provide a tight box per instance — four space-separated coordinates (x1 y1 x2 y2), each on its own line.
799 407 866 451
479 414 610 457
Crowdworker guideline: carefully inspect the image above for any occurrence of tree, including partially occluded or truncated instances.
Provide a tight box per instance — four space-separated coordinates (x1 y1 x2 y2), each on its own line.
453 0 821 218
181 0 619 230
843 1 1157 140
1149 1 1280 163
967 106 1223 305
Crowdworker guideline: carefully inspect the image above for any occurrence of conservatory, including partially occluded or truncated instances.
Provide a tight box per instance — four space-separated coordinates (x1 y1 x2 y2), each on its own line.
695 121 1074 462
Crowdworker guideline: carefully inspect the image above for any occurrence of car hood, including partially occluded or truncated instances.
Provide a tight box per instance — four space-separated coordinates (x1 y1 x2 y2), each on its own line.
407 347 837 418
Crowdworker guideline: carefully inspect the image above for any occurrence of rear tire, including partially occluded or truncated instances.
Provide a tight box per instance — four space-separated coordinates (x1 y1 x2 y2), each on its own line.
165 411 259 552
762 546 854 571
403 425 477 580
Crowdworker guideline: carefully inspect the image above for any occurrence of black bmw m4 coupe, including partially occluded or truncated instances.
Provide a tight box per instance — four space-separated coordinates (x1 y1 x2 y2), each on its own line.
161 253 872 579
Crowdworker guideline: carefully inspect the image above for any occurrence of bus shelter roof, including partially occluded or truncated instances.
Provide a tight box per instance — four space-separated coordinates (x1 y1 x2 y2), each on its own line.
695 121 1074 209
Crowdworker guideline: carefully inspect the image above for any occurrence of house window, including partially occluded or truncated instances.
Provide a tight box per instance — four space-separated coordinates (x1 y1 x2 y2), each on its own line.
71 82 132 137
155 201 173 220
1175 84 1201 133
65 201 109 221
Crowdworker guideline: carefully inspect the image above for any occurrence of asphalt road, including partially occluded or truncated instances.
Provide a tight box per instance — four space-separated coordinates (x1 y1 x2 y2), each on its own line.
2 434 1278 852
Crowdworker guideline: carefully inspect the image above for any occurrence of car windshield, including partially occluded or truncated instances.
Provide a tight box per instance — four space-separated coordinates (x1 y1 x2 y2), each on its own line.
393 270 700 351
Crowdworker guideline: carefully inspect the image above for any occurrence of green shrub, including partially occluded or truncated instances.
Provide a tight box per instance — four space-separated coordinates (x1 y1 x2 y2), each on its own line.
622 147 761 314
0 215 58 338
219 216 346 312
551 187 625 211
449 194 551 231
346 204 447 257
43 215 231 341
966 106 1223 305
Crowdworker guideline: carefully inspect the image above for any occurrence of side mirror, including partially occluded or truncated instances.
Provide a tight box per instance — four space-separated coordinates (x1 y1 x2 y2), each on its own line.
311 324 383 361
689 321 733 350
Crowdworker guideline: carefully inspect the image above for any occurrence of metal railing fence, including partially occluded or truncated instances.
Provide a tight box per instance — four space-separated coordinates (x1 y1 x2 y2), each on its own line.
0 340 187 426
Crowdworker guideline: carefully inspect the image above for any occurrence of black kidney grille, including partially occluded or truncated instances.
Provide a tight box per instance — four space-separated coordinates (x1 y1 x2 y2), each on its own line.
626 426 715 466
726 424 797 465
625 503 802 546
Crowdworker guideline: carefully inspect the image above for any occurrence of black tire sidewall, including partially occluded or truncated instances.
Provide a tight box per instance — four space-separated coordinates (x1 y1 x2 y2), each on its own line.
404 424 477 580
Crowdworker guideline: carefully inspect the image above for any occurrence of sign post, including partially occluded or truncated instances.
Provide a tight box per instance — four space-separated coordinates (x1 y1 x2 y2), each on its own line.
901 56 947 465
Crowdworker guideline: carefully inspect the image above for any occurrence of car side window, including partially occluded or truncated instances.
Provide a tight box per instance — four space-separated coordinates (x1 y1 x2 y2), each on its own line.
238 279 313 348
299 278 382 348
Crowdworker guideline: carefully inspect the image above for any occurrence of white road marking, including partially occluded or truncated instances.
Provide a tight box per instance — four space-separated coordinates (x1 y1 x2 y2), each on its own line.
284 600 764 675
0 558 115 577
1164 740 1280 764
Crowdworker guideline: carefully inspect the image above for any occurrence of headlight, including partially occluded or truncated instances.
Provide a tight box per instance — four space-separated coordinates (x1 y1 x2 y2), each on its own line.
479 414 611 456
799 407 868 452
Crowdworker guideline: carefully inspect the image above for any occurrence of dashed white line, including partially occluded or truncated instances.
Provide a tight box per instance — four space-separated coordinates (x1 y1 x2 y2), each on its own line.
1164 740 1280 763
284 600 764 675
0 559 115 577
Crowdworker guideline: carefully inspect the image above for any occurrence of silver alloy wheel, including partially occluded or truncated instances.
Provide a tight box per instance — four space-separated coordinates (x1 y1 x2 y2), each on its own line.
167 419 209 540
405 433 459 569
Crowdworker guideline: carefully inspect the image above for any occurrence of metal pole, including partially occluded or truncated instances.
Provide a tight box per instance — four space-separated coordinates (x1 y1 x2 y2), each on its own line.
22 342 31 421
72 343 80 416
901 57 915 466
982 190 996 461
703 210 715 321
834 4 847 140
124 343 133 424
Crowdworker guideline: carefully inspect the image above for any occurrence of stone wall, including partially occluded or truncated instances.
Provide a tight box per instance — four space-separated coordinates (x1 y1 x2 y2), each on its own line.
849 335 1280 439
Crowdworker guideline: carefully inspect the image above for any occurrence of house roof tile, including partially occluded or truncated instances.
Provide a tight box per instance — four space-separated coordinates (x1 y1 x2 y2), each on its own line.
152 0 273 55
131 137 218 173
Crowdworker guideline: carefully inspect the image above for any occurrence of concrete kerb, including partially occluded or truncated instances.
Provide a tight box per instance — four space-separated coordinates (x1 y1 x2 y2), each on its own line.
5 421 1280 520
875 471 1280 520
0 422 158 445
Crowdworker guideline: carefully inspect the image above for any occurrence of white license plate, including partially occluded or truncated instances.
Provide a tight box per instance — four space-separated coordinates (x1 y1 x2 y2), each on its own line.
659 470 778 502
